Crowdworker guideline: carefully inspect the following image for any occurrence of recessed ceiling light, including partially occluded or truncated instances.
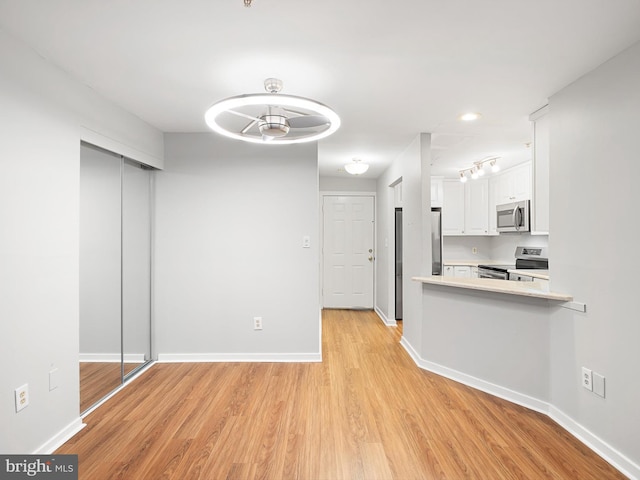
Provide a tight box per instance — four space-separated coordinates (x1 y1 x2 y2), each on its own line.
459 112 481 122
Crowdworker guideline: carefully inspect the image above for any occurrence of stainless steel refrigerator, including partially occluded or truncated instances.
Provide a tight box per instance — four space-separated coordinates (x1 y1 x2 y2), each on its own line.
395 207 442 320
431 207 443 275
395 208 403 320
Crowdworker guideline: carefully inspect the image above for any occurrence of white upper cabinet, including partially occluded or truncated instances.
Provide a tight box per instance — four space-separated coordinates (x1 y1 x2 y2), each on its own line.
530 105 550 234
442 180 465 235
431 176 444 208
488 176 500 235
495 162 531 205
464 178 489 235
442 179 488 236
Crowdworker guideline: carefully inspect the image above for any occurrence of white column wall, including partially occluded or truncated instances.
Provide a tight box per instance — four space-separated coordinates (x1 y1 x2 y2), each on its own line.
375 134 431 344
549 40 640 469
0 30 163 454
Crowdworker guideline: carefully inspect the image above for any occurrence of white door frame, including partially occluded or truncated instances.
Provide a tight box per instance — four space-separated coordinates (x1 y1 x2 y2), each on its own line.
320 191 376 309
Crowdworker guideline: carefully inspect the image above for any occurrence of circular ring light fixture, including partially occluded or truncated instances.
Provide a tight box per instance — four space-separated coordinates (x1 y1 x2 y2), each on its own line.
205 79 340 145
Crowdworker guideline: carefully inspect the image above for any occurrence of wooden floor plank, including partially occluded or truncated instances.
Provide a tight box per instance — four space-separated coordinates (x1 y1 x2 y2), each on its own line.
58 309 626 479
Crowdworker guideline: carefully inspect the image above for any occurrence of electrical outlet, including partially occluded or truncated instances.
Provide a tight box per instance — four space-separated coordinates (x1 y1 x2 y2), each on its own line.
593 372 605 398
582 367 593 391
15 384 29 412
254 316 263 330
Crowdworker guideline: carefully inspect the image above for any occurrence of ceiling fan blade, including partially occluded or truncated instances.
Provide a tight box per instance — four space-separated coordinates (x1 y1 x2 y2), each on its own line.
241 119 259 134
226 109 262 123
288 115 329 129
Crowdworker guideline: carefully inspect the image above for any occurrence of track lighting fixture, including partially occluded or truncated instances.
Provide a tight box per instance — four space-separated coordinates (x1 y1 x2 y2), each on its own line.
459 156 500 182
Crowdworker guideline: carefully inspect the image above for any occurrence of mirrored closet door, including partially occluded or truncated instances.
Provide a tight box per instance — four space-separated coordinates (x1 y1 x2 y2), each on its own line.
79 142 153 413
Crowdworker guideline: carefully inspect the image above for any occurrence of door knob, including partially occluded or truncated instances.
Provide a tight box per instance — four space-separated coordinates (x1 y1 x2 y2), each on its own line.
368 256 373 262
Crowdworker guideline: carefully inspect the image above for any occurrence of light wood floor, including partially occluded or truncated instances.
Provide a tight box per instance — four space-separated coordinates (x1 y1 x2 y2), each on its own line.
60 310 625 479
80 362 144 413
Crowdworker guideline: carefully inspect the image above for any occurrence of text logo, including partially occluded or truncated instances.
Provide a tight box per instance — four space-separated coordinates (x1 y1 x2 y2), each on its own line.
0 455 77 480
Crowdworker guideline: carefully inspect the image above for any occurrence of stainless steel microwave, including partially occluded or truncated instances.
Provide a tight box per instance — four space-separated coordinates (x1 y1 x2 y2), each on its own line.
496 200 530 233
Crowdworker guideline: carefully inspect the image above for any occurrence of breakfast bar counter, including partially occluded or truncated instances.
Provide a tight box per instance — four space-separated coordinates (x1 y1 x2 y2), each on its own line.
412 275 572 302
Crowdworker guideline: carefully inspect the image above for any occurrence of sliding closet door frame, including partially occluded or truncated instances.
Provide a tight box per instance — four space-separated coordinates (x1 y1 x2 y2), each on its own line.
122 158 155 381
79 141 155 413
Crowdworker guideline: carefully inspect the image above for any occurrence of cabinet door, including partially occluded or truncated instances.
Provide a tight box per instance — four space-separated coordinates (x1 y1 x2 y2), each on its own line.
496 163 531 204
512 163 531 201
531 108 550 234
454 266 472 278
464 179 489 235
431 176 444 207
488 177 499 235
443 265 455 277
442 180 465 235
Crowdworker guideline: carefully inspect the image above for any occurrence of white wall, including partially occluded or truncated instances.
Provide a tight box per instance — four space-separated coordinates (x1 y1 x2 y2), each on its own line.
155 134 320 359
443 236 493 262
375 134 431 341
0 30 163 453
548 40 640 470
442 232 549 263
319 176 377 192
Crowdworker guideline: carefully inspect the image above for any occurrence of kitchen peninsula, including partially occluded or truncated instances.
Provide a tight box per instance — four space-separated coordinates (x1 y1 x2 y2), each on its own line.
413 275 571 301
403 274 579 424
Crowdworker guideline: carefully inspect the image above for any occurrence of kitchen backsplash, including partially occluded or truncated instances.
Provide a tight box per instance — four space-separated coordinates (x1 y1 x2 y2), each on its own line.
444 234 549 263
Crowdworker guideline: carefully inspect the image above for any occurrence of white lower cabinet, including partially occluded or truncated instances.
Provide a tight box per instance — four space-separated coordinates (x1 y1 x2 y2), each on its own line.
443 265 474 278
454 266 472 278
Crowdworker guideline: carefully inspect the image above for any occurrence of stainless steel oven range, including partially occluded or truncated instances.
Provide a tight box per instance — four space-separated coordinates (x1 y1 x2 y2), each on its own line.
478 246 548 281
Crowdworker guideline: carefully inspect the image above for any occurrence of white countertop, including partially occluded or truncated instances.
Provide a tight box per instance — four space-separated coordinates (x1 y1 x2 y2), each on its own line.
412 275 572 302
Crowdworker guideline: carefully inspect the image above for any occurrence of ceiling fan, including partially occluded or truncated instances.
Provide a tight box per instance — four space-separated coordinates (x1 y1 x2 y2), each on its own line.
204 78 340 145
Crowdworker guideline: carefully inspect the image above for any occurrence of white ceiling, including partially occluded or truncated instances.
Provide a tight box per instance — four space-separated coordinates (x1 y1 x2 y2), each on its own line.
2 0 640 178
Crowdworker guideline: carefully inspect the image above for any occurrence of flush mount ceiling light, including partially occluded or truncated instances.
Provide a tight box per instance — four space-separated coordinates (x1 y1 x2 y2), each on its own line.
205 78 340 145
344 158 369 175
459 112 482 122
459 156 500 182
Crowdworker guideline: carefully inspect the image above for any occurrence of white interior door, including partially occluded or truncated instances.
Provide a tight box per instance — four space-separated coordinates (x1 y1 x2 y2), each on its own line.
322 195 375 309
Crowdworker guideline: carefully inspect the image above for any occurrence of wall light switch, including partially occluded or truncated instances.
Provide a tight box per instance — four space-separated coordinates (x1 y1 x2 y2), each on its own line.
302 236 311 248
593 372 605 398
49 368 59 391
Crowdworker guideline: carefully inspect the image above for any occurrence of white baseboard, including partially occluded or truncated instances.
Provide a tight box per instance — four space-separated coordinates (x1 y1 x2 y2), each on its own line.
79 353 146 363
374 305 397 326
399 336 639 480
549 406 639 480
34 418 85 454
157 352 322 363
